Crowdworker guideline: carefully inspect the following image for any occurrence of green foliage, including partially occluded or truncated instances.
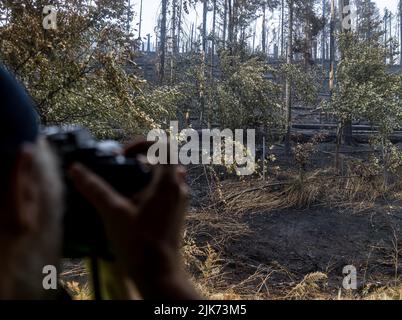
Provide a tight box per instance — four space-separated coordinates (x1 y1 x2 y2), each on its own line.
212 52 282 129
133 85 183 130
327 33 402 138
168 49 283 130
0 1 175 138
280 62 322 107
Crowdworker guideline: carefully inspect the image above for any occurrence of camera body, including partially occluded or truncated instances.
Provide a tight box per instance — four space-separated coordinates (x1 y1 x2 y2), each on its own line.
44 126 152 259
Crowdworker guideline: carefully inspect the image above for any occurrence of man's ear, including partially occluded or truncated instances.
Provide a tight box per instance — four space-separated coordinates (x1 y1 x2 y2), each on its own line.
9 144 41 234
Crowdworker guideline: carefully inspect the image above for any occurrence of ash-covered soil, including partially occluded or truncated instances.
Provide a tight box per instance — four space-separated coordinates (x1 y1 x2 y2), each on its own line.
224 204 402 292
61 161 402 298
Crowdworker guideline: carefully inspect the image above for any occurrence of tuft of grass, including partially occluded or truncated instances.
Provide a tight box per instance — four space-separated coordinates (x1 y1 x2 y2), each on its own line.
63 281 93 300
284 272 328 300
217 166 401 215
363 285 402 300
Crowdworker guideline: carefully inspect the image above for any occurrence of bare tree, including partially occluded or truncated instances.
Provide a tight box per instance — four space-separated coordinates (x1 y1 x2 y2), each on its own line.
172 0 178 55
211 0 217 70
223 0 228 47
177 0 183 52
202 0 208 55
341 0 353 145
171 0 177 83
281 0 285 57
262 3 267 54
228 0 234 48
285 0 294 155
329 0 335 91
400 0 402 65
321 0 326 65
159 0 168 84
138 0 143 41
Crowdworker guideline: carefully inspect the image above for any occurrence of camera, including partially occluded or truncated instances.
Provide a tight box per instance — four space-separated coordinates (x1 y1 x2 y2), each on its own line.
44 126 152 259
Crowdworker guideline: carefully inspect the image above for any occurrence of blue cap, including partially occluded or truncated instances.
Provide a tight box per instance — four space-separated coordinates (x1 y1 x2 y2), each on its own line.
0 64 39 150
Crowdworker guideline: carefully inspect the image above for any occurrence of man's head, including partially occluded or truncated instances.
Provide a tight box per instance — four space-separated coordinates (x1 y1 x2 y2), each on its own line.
0 65 63 299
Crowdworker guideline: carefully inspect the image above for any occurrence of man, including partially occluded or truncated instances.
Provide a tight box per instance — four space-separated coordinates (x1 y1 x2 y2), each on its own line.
0 65 200 300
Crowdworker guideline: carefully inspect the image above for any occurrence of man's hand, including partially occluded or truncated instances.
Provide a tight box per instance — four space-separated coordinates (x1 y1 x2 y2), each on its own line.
69 142 200 300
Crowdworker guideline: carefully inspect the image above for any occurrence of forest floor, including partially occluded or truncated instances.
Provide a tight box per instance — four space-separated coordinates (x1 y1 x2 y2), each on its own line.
60 144 402 300
184 144 402 300
215 205 402 299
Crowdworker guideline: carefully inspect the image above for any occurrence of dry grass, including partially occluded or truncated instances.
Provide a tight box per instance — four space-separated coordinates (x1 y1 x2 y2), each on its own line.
363 285 402 300
182 209 252 298
64 281 93 300
60 162 402 300
216 166 402 216
284 272 329 300
180 163 402 301
61 211 402 301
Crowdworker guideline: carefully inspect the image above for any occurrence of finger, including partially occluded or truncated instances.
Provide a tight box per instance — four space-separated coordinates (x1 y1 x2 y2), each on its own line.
69 163 133 220
124 140 155 158
131 164 164 205
137 165 189 245
176 166 187 185
154 165 189 200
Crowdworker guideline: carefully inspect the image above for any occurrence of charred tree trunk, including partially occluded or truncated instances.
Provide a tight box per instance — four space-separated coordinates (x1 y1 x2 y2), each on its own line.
190 23 194 51
139 0 143 41
172 0 177 54
177 0 183 53
200 0 209 128
211 0 217 70
341 0 353 145
262 4 267 55
223 0 228 47
304 12 313 68
171 0 177 83
321 0 326 66
228 0 234 53
389 12 393 64
285 0 294 156
202 0 208 55
159 0 168 84
400 0 402 65
303 1 317 68
281 0 285 58
228 0 233 43
127 0 131 33
329 0 335 92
